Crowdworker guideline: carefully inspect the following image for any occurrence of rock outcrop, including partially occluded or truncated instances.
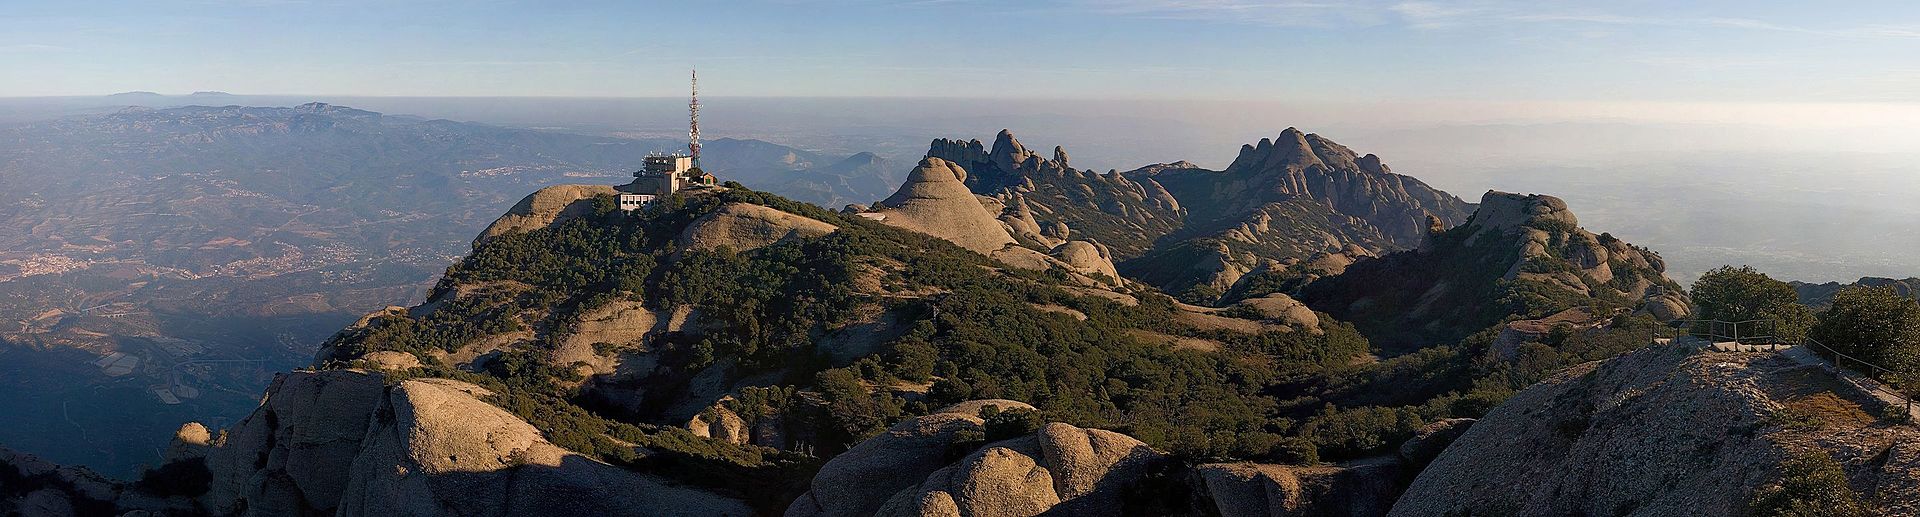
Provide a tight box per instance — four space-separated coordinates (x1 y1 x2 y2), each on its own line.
0 446 187 516
926 130 1187 258
1189 461 1403 517
1395 418 1473 468
870 157 1018 255
1390 345 1920 516
1235 293 1322 332
190 371 750 517
1793 276 1920 307
203 370 387 516
1049 240 1120 282
1303 191 1689 351
475 184 617 246
338 380 752 517
870 422 1162 517
783 399 1177 517
677 202 837 252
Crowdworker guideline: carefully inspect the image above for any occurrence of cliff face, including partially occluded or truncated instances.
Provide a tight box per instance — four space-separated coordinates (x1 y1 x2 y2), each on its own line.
1392 344 1920 516
1121 128 1473 301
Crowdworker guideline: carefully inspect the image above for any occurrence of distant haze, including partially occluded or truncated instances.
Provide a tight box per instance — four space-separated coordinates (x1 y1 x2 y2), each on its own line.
5 93 1917 284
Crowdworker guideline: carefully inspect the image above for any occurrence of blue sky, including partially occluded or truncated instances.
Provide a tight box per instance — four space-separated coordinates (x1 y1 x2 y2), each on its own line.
2 0 1918 102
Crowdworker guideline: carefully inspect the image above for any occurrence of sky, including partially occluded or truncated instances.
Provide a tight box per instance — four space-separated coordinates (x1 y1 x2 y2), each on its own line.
4 0 1920 103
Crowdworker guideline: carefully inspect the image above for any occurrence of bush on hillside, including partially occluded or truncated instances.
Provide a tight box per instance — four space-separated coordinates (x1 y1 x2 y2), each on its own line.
1810 285 1920 385
1747 452 1870 517
1691 265 1816 343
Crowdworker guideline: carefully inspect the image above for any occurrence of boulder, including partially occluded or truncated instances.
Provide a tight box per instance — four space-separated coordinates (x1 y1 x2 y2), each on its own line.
360 351 421 371
1050 241 1120 283
877 426 1160 517
1191 463 1302 517
1641 288 1692 321
677 202 837 252
1397 418 1474 467
1236 293 1322 331
165 422 214 462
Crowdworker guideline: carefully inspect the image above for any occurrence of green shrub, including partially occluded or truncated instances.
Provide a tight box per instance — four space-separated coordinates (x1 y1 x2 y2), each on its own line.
1748 452 1870 517
1810 286 1920 383
135 457 212 497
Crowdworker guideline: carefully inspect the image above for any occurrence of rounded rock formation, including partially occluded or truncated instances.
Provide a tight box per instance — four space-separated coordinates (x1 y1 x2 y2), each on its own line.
339 379 751 516
871 158 1018 255
1050 241 1120 283
475 184 618 246
790 404 1161 517
677 202 837 252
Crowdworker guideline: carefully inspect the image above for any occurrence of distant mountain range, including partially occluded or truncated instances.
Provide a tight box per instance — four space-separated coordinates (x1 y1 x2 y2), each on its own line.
924 128 1471 304
1793 277 1920 307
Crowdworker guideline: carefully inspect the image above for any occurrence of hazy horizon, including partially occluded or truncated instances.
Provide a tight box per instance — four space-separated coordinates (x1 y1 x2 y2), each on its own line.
6 0 1920 282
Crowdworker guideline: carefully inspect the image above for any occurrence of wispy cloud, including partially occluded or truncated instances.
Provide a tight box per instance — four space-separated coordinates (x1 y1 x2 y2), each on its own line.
0 44 74 53
1037 0 1920 39
1064 0 1392 27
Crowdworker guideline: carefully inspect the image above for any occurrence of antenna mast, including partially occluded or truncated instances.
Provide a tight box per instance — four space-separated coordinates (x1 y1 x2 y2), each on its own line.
689 68 702 169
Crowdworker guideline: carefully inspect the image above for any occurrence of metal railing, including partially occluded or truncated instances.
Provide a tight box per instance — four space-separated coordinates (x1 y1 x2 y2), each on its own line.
1669 319 1914 419
1675 318 1776 344
1801 336 1914 416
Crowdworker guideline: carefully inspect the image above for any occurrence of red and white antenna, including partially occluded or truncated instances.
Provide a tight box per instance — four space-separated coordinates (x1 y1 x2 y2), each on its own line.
689 68 702 169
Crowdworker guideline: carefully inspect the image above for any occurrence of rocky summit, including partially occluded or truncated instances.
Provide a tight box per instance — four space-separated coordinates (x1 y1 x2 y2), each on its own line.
925 130 1187 260
1123 128 1473 303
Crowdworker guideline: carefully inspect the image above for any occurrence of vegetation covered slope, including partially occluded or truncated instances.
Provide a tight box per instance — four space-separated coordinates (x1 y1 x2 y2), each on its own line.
291 185 1435 509
1303 191 1687 352
5 167 1751 516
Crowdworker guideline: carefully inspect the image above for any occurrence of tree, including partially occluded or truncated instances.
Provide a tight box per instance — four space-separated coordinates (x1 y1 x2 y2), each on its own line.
1809 286 1920 377
1690 266 1815 342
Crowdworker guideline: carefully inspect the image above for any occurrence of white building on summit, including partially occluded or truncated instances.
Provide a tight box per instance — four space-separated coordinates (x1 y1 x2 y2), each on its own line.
617 154 715 210
617 69 717 211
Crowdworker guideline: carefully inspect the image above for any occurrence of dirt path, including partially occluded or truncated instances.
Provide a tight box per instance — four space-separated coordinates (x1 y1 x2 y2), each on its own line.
1779 345 1919 421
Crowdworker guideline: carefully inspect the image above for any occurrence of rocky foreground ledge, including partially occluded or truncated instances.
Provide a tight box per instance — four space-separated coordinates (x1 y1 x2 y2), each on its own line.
1391 344 1920 516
